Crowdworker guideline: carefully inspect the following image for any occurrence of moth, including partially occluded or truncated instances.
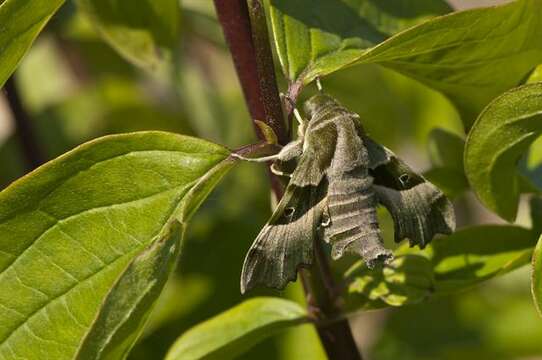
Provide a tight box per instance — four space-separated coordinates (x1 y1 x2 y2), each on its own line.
238 93 455 294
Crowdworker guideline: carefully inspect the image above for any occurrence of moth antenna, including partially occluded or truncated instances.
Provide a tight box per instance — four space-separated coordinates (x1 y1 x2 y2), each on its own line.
316 77 323 92
231 153 280 163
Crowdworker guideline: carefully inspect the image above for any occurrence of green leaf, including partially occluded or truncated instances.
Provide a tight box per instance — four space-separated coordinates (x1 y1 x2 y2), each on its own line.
345 225 538 310
425 128 468 198
0 0 65 87
0 131 232 360
427 128 464 171
532 234 542 318
77 0 179 72
424 167 468 199
527 64 542 84
270 0 542 127
165 297 309 360
465 83 542 221
268 0 451 82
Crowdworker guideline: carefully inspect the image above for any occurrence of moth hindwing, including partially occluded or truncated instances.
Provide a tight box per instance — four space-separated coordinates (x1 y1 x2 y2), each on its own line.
240 94 455 292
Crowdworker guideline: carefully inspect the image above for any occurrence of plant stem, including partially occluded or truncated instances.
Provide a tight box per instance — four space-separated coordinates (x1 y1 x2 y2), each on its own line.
213 1 362 359
213 0 287 146
3 75 45 170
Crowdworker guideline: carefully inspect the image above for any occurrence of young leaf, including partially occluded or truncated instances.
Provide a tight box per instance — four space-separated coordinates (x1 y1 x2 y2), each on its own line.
0 131 232 360
268 0 451 82
345 225 538 311
165 297 309 360
269 0 542 127
532 234 542 318
465 83 542 221
0 0 65 87
77 0 179 72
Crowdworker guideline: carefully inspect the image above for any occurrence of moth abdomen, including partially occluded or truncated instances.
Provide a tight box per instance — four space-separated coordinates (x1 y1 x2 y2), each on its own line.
323 169 392 267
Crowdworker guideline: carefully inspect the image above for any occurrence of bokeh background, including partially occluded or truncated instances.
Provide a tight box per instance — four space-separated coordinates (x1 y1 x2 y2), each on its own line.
2 1 541 359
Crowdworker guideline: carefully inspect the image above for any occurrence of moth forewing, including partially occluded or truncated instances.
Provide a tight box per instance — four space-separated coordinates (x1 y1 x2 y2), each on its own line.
240 173 327 293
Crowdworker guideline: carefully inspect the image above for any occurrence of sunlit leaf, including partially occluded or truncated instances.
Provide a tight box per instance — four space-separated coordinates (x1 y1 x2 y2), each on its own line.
165 297 309 360
0 131 232 359
0 0 65 87
269 0 542 127
527 64 542 84
465 83 542 221
345 225 538 311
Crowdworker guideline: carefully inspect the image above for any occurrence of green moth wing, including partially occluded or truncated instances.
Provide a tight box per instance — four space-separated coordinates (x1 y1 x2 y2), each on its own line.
240 180 326 293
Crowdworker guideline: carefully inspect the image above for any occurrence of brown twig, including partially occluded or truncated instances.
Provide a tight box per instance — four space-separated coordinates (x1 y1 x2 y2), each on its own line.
213 1 362 359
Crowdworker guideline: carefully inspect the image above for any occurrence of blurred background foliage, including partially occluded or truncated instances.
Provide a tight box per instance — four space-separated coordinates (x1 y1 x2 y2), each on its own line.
1 0 541 359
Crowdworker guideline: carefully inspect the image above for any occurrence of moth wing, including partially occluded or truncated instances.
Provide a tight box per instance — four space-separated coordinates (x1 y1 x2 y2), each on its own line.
240 181 326 293
364 136 456 248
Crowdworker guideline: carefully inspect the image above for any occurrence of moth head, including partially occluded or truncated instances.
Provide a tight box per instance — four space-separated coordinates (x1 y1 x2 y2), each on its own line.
303 93 341 118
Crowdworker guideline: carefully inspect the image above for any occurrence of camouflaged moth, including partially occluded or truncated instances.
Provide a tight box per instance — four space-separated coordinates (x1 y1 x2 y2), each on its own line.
236 93 455 294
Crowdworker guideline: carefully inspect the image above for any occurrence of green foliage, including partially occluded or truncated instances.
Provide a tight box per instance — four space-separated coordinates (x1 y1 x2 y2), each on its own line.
0 0 65 87
77 0 179 73
0 132 231 359
465 83 542 221
165 298 308 360
345 225 538 310
2 0 542 359
269 0 542 127
425 128 468 198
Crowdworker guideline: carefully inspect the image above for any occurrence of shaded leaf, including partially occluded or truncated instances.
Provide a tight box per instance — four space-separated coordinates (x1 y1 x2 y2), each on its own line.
465 83 542 221
270 0 542 127
427 128 464 171
77 0 179 72
165 297 309 360
532 234 542 318
345 225 538 311
0 131 232 359
0 0 65 87
424 167 468 199
425 128 468 198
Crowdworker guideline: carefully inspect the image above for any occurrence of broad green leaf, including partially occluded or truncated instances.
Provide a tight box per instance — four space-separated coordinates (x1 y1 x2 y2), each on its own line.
0 0 65 87
77 0 179 72
345 225 538 310
269 0 542 127
0 131 232 360
165 297 309 360
532 234 542 318
465 83 542 221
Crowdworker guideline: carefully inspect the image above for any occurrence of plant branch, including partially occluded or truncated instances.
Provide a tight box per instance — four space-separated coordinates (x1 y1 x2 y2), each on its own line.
3 75 45 170
213 0 287 146
214 1 362 359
